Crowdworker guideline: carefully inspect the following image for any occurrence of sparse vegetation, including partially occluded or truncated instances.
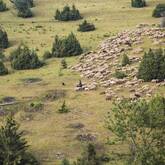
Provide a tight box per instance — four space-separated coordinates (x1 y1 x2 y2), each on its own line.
10 44 43 70
138 48 165 82
113 70 127 79
55 5 82 21
58 101 69 113
78 20 96 32
52 33 82 57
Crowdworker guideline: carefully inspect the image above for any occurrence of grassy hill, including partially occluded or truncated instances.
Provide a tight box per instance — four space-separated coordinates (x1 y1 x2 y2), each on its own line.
0 0 165 165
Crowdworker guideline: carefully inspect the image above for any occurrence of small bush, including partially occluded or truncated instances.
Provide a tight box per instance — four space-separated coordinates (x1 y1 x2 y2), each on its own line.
55 5 82 21
138 48 165 81
0 28 9 49
0 0 7 12
131 0 146 8
152 4 165 18
113 70 127 79
78 20 96 32
121 54 130 66
58 101 69 113
28 101 43 112
43 50 52 59
61 58 67 69
10 44 43 70
52 33 82 58
0 60 8 75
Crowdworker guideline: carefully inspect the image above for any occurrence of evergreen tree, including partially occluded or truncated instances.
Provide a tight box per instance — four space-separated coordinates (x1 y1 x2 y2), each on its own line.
55 5 82 21
78 20 96 32
0 27 9 49
0 60 8 75
10 44 43 70
152 4 165 18
121 54 130 66
74 143 102 165
0 0 7 12
0 115 39 165
138 48 165 81
52 33 82 58
131 0 146 8
10 0 33 18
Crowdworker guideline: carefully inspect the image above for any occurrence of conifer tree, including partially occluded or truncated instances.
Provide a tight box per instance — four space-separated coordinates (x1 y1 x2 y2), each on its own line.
0 60 8 75
0 0 7 12
0 115 39 164
152 4 165 18
131 0 146 8
0 27 9 49
78 20 96 32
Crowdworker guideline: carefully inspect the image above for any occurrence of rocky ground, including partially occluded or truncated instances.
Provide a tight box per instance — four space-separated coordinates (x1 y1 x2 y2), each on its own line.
71 24 165 101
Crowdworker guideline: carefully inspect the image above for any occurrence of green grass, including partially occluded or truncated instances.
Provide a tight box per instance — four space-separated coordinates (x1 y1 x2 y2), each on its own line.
0 0 165 164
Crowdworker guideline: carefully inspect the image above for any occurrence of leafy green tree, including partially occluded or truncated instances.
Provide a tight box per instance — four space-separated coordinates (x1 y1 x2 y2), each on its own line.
138 48 165 81
0 115 39 165
0 28 9 49
10 44 43 70
0 60 8 75
52 33 82 58
10 0 33 18
74 143 102 165
131 0 146 8
78 20 96 32
106 96 165 165
152 4 165 18
0 0 7 12
121 54 130 66
55 5 82 21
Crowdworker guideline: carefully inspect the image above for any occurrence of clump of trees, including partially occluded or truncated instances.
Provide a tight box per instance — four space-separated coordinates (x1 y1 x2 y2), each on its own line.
121 54 130 66
78 20 96 32
0 28 9 49
0 60 8 75
138 48 165 82
10 0 33 18
52 33 82 58
0 115 39 164
106 96 165 165
55 5 82 21
131 0 146 8
10 44 43 70
0 0 7 12
152 4 165 18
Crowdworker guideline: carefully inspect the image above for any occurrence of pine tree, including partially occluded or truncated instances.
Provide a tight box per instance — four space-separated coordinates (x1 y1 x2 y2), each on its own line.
0 0 7 12
10 44 43 70
0 60 8 75
0 115 39 165
138 48 165 81
78 20 96 32
121 54 130 66
152 4 165 18
131 0 146 8
0 27 9 49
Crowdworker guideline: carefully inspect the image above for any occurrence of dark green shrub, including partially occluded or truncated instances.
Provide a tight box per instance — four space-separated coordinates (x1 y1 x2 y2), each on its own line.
113 70 127 79
0 0 7 12
61 58 67 69
55 5 82 21
11 0 33 18
58 101 69 113
152 4 165 18
10 44 43 70
0 28 9 49
121 54 130 66
0 61 8 75
78 20 96 32
138 48 165 81
43 50 52 59
52 33 82 58
131 0 146 8
0 115 39 164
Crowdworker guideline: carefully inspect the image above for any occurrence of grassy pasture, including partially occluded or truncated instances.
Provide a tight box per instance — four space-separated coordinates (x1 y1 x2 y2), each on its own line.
0 0 165 164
